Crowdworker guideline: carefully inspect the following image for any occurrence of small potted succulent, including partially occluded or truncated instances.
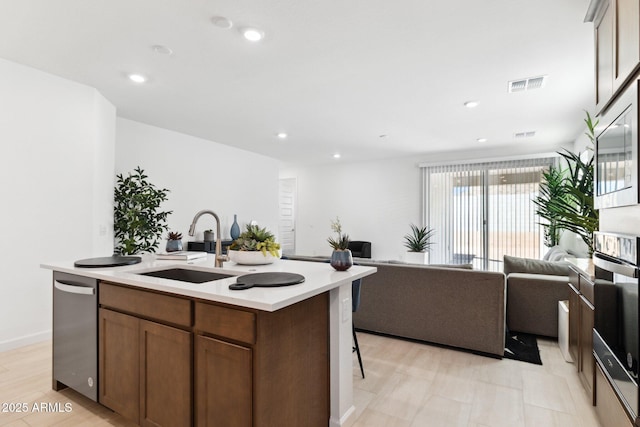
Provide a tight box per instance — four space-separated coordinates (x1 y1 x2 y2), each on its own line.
166 231 183 252
228 224 281 265
327 217 352 271
403 224 435 264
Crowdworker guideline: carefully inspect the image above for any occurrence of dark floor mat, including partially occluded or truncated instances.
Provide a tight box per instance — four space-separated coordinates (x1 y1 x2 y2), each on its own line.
504 331 542 365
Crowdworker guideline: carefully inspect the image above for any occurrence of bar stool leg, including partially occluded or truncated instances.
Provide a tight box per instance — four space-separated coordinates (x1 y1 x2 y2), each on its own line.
353 324 365 379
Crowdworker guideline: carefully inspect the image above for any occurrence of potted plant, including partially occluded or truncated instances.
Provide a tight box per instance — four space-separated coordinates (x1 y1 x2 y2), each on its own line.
113 167 172 255
166 231 183 252
203 229 215 242
403 224 435 264
327 217 352 271
228 224 281 265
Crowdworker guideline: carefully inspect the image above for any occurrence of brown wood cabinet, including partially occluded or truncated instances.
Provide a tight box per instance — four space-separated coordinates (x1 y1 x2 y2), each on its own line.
593 0 640 113
579 295 595 401
568 266 595 404
99 283 193 427
194 292 330 427
98 281 330 427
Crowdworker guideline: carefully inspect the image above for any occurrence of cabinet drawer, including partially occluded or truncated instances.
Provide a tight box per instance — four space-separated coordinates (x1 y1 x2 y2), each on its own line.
99 283 192 327
195 302 256 345
580 275 595 306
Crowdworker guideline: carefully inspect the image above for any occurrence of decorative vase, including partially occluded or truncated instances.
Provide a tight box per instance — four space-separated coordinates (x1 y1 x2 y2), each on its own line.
203 230 215 242
330 249 353 271
166 239 183 252
230 214 240 240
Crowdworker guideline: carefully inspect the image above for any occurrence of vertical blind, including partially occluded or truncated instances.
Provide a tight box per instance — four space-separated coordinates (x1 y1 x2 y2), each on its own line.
422 157 555 271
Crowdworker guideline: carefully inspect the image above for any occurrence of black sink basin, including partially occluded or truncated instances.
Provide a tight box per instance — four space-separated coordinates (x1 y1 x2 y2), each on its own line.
138 268 234 284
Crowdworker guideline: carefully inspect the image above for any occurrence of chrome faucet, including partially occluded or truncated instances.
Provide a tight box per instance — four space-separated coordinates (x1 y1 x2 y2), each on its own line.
188 210 229 267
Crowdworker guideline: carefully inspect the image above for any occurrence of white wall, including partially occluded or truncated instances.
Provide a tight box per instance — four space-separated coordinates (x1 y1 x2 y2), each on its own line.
0 58 115 351
115 119 280 247
280 157 422 260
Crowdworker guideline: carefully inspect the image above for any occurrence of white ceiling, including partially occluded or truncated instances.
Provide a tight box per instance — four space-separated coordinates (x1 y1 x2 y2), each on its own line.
0 0 594 165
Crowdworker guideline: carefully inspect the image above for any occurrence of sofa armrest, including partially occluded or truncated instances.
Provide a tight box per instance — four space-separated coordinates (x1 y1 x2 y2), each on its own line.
506 273 569 337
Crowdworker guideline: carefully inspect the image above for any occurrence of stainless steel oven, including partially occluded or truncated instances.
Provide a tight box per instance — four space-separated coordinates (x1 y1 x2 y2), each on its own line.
593 231 640 423
594 79 639 209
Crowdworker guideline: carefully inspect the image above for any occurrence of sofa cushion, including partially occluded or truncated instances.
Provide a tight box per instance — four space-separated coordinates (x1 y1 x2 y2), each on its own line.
503 255 569 276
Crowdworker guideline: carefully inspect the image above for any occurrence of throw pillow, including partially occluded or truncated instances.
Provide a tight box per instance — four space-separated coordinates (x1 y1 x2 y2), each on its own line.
503 255 569 276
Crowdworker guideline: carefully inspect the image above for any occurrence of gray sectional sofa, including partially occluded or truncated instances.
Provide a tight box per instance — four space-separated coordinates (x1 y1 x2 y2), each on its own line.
352 260 507 357
503 255 571 337
285 253 572 356
284 255 507 357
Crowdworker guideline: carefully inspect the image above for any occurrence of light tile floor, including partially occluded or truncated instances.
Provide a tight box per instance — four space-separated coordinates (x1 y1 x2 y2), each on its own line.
0 334 600 426
350 332 601 427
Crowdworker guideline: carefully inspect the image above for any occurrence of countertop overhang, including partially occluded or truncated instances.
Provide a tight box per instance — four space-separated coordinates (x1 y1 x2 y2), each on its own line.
42 254 377 312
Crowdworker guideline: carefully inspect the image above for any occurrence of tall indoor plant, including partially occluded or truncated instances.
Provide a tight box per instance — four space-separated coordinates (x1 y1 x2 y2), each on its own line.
534 165 568 248
535 111 599 254
113 167 172 255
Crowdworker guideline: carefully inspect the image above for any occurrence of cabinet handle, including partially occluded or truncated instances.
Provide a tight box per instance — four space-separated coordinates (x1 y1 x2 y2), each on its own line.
54 281 95 295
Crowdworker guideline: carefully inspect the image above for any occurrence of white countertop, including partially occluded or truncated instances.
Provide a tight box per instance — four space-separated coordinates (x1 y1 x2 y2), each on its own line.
41 254 377 312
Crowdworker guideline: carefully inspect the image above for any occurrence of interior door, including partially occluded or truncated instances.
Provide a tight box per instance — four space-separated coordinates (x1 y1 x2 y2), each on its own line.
278 178 297 255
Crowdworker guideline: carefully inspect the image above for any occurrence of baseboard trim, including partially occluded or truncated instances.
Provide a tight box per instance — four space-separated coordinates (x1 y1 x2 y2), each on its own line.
329 405 355 427
0 330 52 353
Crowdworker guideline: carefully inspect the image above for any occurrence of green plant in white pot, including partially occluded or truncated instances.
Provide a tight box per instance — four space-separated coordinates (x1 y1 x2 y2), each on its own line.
228 224 281 265
403 224 435 264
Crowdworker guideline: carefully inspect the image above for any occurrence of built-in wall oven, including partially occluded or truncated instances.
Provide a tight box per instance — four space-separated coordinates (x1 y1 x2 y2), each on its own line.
594 79 639 209
593 231 640 424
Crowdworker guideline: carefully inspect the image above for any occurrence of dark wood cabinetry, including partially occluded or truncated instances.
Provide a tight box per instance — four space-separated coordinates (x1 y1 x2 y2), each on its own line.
568 266 595 404
593 0 640 113
99 283 193 427
194 293 329 427
98 281 330 427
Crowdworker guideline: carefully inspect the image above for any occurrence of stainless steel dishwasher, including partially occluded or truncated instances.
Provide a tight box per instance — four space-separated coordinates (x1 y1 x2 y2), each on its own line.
52 271 98 401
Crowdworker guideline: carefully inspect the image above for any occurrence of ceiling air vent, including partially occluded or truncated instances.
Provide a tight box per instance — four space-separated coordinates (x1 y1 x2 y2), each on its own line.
514 131 536 139
508 75 547 93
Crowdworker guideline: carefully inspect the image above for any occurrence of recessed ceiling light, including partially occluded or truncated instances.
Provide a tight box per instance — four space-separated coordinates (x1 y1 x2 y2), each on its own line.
277 132 287 139
152 45 173 55
128 74 147 83
211 16 233 29
464 101 479 108
333 153 341 159
477 138 487 143
242 27 264 42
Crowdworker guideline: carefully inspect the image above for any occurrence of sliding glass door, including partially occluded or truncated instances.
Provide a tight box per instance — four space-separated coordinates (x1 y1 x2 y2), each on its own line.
423 158 553 271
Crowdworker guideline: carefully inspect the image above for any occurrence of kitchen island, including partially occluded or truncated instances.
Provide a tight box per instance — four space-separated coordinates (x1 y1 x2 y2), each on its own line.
42 254 376 427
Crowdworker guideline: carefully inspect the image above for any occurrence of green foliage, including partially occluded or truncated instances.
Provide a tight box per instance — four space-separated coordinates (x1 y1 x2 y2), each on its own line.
533 165 569 247
167 231 182 240
534 111 599 253
554 148 599 253
229 224 281 256
327 217 350 250
403 224 435 252
113 167 172 255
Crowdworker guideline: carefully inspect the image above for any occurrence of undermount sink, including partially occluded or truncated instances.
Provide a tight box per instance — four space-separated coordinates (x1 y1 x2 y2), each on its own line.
137 268 234 284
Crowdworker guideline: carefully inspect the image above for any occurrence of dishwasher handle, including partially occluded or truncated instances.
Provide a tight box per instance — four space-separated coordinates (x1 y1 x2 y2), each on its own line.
54 280 96 296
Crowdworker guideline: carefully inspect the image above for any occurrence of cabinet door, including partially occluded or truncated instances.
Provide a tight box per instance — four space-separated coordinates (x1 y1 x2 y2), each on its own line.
579 296 595 404
140 320 192 427
568 284 580 367
99 308 140 424
195 335 252 427
596 0 614 113
614 0 640 90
